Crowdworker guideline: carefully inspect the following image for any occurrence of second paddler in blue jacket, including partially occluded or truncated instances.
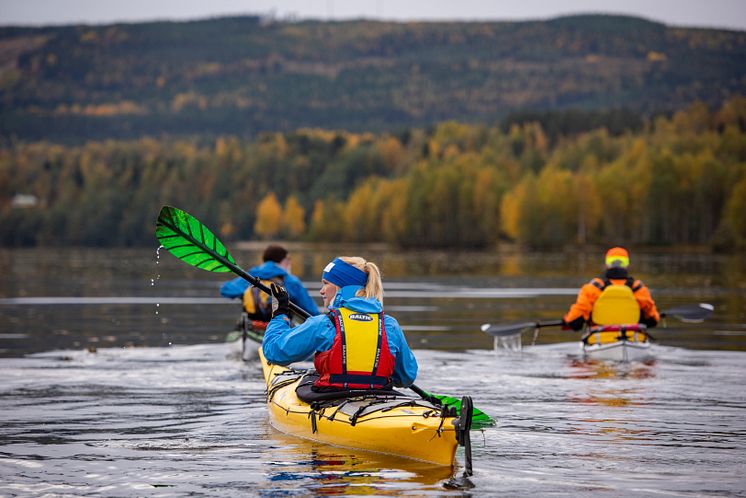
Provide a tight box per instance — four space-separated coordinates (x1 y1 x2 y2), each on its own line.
219 244 319 322
263 256 418 389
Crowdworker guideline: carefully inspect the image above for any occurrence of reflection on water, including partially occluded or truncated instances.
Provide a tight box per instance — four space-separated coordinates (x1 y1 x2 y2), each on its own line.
566 358 658 380
265 435 454 496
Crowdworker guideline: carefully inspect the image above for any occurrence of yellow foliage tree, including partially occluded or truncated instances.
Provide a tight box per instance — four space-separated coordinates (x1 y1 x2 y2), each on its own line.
500 178 528 240
254 192 282 239
534 166 576 244
377 179 409 244
345 181 378 242
308 200 327 241
375 136 405 174
282 195 306 239
594 140 651 241
308 198 346 241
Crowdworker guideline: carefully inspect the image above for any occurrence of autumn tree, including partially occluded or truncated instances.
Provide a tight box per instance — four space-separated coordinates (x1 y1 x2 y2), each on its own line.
254 192 282 239
308 198 346 241
282 195 306 239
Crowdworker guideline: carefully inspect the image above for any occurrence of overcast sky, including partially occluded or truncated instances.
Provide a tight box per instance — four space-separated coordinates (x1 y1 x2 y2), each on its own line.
1 0 745 31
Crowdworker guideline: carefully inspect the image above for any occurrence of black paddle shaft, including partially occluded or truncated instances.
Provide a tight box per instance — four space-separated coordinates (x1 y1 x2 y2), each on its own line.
482 319 564 337
228 263 310 320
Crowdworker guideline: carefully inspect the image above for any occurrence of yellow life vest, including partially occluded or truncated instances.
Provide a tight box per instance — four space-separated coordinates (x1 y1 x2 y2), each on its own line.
242 276 283 322
338 307 382 374
591 284 640 325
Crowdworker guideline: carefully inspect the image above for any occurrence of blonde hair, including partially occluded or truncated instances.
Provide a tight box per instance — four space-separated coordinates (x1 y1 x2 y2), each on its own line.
338 256 384 304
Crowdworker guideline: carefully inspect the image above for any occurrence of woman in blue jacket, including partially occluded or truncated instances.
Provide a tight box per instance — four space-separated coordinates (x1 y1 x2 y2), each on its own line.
263 256 418 389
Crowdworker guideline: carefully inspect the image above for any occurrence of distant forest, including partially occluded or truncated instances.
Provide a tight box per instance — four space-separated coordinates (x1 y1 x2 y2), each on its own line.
2 98 745 249
1 15 745 142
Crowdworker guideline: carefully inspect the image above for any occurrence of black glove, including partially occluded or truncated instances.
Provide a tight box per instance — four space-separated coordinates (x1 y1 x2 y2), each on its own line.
642 316 658 328
564 316 585 331
270 283 290 319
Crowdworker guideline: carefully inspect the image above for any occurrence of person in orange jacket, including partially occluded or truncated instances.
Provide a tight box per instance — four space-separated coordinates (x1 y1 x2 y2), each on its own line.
562 247 660 331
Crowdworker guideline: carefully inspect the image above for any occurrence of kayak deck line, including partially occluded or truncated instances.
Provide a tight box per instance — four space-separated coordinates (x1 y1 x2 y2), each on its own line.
267 395 447 425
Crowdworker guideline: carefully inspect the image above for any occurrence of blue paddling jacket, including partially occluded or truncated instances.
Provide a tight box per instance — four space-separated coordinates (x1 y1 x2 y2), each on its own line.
263 285 418 388
219 261 320 317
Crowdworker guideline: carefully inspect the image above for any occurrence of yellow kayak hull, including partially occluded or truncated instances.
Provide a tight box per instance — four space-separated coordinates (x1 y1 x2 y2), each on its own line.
259 348 459 466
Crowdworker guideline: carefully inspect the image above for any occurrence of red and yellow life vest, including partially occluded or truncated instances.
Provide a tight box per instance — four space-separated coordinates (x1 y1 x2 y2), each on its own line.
313 307 395 390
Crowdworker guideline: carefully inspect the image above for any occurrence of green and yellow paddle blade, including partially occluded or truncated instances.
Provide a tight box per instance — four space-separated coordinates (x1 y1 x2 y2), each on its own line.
156 205 236 273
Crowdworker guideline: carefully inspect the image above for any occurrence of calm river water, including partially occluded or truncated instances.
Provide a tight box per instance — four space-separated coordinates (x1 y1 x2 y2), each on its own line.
0 246 745 496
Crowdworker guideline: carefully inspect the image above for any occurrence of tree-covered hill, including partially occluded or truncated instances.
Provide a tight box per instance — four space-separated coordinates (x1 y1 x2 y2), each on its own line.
3 97 745 249
1 14 745 143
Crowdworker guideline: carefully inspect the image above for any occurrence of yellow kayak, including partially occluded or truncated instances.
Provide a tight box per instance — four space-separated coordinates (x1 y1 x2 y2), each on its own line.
259 347 463 466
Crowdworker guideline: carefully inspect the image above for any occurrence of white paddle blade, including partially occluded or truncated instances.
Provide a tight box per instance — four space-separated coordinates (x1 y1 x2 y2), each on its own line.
664 303 714 323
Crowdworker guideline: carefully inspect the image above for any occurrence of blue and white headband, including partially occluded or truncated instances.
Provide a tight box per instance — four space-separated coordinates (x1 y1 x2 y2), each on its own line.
322 258 368 288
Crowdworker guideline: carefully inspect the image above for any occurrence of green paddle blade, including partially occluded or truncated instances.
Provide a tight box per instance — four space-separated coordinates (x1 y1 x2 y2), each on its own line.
156 206 235 273
431 392 495 429
409 384 495 428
